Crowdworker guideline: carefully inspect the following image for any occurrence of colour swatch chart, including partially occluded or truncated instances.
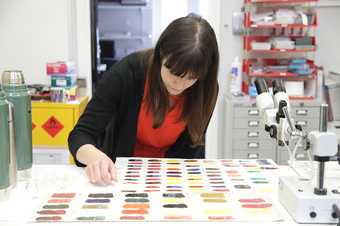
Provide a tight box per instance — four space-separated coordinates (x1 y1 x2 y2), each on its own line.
116 158 279 194
33 158 284 222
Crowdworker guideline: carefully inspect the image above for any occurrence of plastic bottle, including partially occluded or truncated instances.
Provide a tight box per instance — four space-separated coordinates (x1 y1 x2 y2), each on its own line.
229 56 243 95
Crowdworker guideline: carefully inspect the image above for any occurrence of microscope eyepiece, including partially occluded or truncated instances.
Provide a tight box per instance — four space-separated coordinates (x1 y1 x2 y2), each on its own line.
273 79 286 95
254 79 268 94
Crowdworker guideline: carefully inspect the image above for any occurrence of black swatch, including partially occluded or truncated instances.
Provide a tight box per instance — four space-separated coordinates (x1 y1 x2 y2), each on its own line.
125 193 148 198
163 193 185 198
88 193 113 198
234 185 251 189
163 204 187 208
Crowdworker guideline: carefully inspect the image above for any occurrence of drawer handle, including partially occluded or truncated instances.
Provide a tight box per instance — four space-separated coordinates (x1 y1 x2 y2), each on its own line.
296 121 307 127
248 153 259 159
248 131 259 138
248 142 259 148
248 121 259 127
248 109 259 116
295 153 306 159
296 109 308 116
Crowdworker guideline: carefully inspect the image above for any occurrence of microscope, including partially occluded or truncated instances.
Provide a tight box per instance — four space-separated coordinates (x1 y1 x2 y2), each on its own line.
255 78 340 224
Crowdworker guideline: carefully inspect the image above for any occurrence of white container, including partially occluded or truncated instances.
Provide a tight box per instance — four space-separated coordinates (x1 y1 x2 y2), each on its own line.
251 41 271 50
285 81 304 96
229 56 243 95
33 148 70 165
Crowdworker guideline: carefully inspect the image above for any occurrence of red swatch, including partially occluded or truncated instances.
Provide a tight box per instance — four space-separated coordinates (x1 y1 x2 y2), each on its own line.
238 198 265 203
36 216 62 221
51 193 75 198
48 199 72 203
37 210 66 215
208 216 234 220
120 216 145 220
122 209 149 214
242 203 272 208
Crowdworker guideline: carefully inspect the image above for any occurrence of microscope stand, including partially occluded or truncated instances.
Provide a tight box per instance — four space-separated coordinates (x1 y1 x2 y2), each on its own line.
278 176 340 224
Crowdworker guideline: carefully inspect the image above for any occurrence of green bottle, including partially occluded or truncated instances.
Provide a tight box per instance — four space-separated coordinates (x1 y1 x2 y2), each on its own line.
2 71 32 181
0 89 10 201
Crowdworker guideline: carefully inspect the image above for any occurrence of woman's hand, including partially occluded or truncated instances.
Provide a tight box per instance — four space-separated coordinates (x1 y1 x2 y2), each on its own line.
76 144 117 185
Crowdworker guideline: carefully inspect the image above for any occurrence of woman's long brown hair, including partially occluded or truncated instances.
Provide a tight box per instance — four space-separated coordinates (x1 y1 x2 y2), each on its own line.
144 14 219 146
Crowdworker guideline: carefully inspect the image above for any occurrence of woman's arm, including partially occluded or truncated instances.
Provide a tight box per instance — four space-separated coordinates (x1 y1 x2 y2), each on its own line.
76 144 117 184
68 54 136 185
68 59 127 164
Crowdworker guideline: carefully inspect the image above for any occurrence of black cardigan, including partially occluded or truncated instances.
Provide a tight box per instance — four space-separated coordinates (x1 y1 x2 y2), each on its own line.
68 52 211 167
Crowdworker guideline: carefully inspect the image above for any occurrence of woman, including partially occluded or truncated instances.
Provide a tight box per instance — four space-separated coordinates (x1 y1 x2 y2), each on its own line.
68 14 219 185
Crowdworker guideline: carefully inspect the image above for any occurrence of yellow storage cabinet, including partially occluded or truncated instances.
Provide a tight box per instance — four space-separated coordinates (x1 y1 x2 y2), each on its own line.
32 96 88 147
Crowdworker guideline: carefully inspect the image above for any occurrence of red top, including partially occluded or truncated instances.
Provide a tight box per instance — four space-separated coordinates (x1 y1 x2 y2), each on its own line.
133 86 186 158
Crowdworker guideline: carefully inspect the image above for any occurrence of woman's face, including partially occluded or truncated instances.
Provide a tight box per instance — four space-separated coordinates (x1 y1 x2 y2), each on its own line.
161 63 198 96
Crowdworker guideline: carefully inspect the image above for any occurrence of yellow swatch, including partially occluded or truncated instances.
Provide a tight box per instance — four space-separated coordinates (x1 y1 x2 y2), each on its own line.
188 181 203 185
166 177 182 181
244 208 271 215
166 181 182 185
163 198 183 204
166 160 180 163
205 209 232 215
200 193 225 198
258 188 273 193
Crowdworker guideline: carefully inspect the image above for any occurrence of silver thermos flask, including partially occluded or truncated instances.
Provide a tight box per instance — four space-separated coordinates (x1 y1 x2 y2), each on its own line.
8 101 17 187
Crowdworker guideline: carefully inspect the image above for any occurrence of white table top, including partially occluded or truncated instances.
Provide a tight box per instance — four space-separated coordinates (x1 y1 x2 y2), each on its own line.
0 161 339 226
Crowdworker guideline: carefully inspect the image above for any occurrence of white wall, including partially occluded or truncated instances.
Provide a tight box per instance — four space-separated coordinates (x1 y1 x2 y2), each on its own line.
200 0 222 158
315 2 340 74
75 0 92 96
0 0 71 85
0 0 92 96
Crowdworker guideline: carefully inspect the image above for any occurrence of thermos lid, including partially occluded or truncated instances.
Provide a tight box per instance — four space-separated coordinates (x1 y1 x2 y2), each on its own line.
2 70 25 85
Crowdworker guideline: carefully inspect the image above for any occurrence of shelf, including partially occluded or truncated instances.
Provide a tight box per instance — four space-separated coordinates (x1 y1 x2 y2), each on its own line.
243 58 317 80
289 95 315 100
97 2 150 10
248 48 316 53
244 12 318 28
249 24 317 28
244 36 316 53
100 34 152 41
247 73 315 80
245 0 318 3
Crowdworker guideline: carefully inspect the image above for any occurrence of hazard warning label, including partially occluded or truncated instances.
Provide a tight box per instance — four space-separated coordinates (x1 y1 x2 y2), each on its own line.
42 116 64 137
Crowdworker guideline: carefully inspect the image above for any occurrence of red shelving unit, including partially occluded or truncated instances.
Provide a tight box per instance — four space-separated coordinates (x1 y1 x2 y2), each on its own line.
242 0 319 99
